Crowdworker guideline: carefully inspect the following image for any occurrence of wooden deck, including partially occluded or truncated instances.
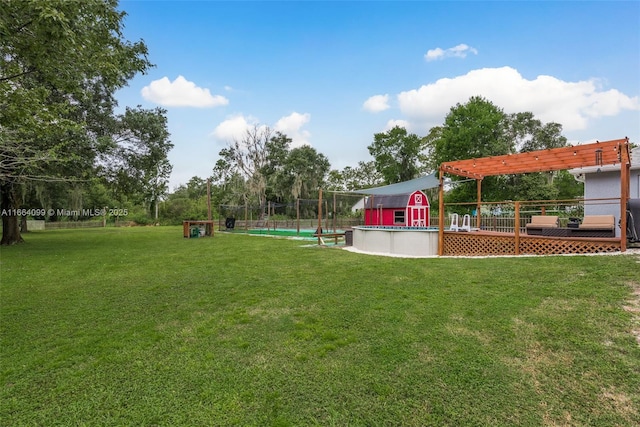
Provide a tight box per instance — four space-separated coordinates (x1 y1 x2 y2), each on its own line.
442 229 620 256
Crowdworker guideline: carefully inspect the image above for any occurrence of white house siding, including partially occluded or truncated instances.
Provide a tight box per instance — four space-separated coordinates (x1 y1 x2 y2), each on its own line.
572 146 640 238
583 171 622 236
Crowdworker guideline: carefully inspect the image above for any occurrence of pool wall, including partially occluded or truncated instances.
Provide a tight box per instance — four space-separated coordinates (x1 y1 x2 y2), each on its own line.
352 226 439 256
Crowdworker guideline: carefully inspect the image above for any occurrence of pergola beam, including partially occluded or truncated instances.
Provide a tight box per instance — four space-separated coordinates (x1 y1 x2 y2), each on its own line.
440 139 627 179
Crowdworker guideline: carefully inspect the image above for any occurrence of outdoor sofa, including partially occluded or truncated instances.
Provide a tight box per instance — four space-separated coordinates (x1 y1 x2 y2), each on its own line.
571 215 616 238
525 215 559 235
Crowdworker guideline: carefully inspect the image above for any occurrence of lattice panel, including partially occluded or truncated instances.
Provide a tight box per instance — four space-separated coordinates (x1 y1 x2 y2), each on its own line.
443 232 621 256
519 237 620 255
443 233 515 256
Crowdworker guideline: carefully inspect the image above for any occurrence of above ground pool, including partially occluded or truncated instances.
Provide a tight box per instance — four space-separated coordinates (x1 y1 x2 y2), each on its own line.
352 226 439 256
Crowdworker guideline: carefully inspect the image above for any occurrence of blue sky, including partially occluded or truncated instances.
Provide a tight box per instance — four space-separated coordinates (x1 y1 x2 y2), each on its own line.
115 1 640 189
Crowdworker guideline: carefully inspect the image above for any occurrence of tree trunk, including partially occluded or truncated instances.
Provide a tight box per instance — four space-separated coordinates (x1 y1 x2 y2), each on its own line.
1 182 24 245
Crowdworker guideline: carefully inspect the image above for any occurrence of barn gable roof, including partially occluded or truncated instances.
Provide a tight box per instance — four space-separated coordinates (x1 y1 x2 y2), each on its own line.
364 193 420 209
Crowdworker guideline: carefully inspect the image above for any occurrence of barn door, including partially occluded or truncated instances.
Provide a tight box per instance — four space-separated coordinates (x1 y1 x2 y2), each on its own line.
410 207 427 227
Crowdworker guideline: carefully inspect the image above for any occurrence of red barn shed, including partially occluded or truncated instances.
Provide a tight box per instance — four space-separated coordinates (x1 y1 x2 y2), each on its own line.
364 190 430 227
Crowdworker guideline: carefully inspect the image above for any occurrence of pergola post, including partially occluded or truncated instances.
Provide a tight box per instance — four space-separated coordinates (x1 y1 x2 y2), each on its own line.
514 201 520 255
438 169 445 256
621 164 628 252
620 139 631 252
476 179 482 229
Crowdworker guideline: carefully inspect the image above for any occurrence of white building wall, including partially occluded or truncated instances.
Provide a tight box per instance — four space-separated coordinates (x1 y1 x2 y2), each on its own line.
568 146 639 239
629 146 640 198
582 165 640 238
583 171 621 236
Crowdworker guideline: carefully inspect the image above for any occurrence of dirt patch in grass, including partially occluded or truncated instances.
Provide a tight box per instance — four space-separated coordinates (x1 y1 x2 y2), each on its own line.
599 386 638 421
504 318 575 393
623 280 640 346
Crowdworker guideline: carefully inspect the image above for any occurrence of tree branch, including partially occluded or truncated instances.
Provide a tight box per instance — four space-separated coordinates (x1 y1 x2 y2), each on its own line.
0 68 36 82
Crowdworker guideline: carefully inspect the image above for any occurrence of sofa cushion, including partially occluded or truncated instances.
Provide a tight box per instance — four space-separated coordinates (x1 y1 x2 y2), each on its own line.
525 215 559 228
579 215 614 230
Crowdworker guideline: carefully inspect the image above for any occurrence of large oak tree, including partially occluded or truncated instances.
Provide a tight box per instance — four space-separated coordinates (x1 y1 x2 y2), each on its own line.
0 0 152 244
368 126 426 184
427 96 578 203
102 106 173 218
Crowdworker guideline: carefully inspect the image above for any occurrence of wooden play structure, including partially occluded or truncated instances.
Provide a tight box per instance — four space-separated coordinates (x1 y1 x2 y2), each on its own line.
183 220 214 238
437 138 632 256
183 179 215 238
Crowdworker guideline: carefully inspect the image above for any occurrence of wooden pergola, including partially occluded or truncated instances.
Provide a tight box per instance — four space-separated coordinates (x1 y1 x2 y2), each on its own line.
437 138 632 255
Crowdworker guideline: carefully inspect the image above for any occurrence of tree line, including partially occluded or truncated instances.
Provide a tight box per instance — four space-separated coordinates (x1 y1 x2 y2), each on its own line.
1 2 583 244
165 95 582 226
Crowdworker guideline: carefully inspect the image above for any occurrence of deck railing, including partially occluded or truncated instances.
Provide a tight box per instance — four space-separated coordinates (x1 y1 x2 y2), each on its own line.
439 197 624 255
440 197 621 233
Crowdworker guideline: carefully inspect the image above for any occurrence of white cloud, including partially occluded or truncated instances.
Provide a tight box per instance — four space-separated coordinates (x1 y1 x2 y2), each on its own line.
211 114 260 141
363 94 390 112
211 112 311 148
396 66 639 131
274 112 311 148
425 43 478 61
424 47 445 62
385 119 410 131
141 75 229 107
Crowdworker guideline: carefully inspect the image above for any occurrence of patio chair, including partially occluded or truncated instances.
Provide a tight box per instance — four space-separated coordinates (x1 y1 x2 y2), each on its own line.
449 213 459 231
461 214 471 232
449 213 471 232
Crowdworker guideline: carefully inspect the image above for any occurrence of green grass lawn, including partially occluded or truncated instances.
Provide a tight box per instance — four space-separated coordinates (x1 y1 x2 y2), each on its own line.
1 227 639 426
